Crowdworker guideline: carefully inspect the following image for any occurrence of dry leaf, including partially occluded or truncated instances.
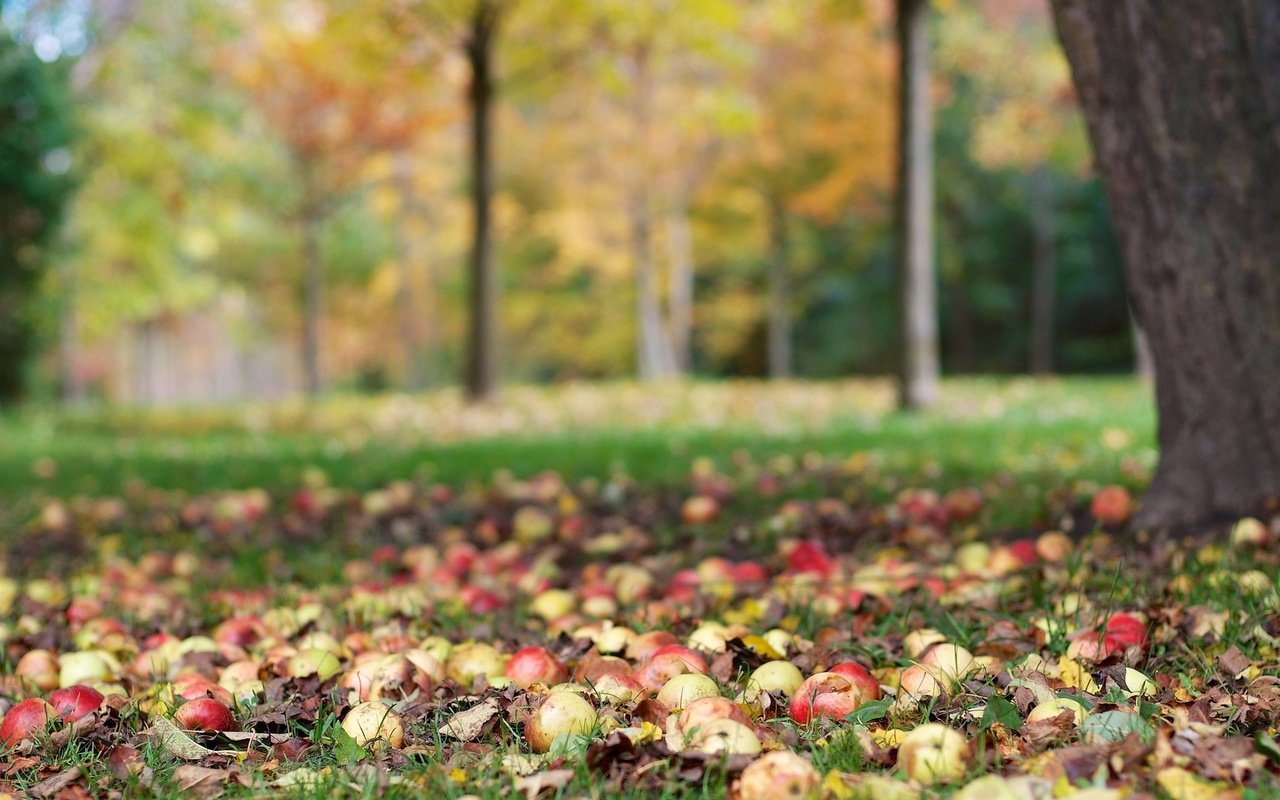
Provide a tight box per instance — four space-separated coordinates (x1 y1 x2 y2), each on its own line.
28 766 80 799
514 768 575 800
439 698 500 741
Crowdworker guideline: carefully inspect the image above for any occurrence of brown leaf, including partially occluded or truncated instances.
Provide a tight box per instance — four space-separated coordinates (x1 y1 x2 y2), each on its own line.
1217 646 1251 679
28 766 80 799
513 768 574 800
439 698 500 741
709 651 735 684
172 766 234 799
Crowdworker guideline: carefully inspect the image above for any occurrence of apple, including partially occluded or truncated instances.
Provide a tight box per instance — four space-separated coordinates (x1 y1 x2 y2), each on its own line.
786 540 835 578
1090 486 1132 526
1026 696 1088 724
1104 613 1148 650
735 751 821 800
636 646 709 690
525 691 598 753
529 589 576 622
174 698 236 732
681 496 720 525
15 649 59 692
445 643 507 687
919 644 977 688
828 661 881 700
503 646 568 689
513 506 554 543
746 661 804 696
341 701 404 749
789 672 863 724
593 672 643 705
897 723 970 784
1035 531 1073 562
678 696 752 733
903 629 947 659
1231 517 1270 547
626 631 678 662
287 649 343 682
683 718 761 755
657 674 720 709
0 698 54 746
1065 631 1121 661
895 664 944 705
49 685 104 723
59 651 112 687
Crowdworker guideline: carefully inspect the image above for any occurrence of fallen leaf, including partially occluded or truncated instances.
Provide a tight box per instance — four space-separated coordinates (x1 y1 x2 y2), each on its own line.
1156 766 1242 800
28 767 80 799
172 766 234 799
514 768 574 799
439 698 500 741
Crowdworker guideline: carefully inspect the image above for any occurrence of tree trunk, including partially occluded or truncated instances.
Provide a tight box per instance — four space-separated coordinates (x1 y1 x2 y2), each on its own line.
1028 167 1057 375
766 193 792 379
665 192 694 374
300 213 324 396
464 2 500 402
1051 0 1280 527
1131 315 1154 381
393 152 425 391
896 0 939 410
628 45 676 381
59 263 86 404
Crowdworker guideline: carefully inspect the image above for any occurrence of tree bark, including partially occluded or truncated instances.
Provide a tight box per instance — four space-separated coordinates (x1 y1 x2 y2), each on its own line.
628 45 676 381
766 192 792 379
1051 0 1280 527
300 212 324 396
464 1 500 402
665 192 695 374
896 0 939 410
1028 167 1057 375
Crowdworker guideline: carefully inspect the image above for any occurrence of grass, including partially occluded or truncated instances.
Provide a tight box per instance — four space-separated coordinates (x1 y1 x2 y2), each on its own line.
11 377 1272 799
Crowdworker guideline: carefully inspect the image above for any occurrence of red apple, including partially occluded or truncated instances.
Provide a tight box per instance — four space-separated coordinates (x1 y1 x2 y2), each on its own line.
0 698 54 746
677 696 751 733
789 672 864 724
1104 613 1148 650
49 685 104 723
15 649 59 692
635 646 709 691
828 661 881 701
173 698 236 732
787 540 835 578
1091 486 1133 526
503 646 568 689
681 496 720 525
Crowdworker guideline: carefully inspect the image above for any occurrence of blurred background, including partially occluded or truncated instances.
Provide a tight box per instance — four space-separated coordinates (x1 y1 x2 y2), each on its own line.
0 0 1135 407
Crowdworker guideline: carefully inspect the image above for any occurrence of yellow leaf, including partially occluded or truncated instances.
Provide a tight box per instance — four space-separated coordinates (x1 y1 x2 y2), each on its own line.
1059 657 1100 693
1156 767 1242 800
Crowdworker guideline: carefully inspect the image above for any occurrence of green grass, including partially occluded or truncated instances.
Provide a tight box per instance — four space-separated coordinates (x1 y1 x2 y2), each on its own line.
0 377 1154 523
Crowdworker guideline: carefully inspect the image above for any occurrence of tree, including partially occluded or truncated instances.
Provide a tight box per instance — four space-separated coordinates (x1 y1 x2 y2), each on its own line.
896 0 938 410
0 32 76 403
226 0 439 395
1050 0 1280 527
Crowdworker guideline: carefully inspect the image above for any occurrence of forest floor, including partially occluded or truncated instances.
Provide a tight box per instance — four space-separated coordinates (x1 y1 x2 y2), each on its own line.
0 378 1276 799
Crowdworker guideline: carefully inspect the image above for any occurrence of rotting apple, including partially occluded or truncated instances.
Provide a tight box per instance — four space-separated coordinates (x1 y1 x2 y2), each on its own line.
789 672 863 724
657 673 720 709
678 696 752 733
341 701 404 749
897 723 970 785
525 691 598 754
828 661 881 700
734 751 821 800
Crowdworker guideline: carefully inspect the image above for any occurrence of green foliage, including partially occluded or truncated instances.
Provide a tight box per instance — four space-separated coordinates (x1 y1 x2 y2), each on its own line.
0 31 75 402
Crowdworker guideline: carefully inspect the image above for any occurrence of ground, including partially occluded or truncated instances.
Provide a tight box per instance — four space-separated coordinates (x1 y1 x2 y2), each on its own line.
0 378 1275 799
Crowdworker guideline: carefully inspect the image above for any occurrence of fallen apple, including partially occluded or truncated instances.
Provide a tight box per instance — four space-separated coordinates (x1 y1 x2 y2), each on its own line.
174 698 236 732
341 701 404 749
746 661 804 696
657 673 720 709
678 696 752 733
735 750 821 800
525 691 598 753
503 646 568 689
48 685 104 723
0 698 54 746
789 672 863 724
897 723 970 784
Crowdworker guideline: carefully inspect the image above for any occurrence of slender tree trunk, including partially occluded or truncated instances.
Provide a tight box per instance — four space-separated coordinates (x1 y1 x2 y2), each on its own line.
393 152 425 391
1051 0 1280 527
766 193 792 379
896 0 939 410
665 190 694 374
59 264 85 404
464 3 500 401
300 213 324 396
1028 166 1057 375
948 272 975 372
628 45 676 381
